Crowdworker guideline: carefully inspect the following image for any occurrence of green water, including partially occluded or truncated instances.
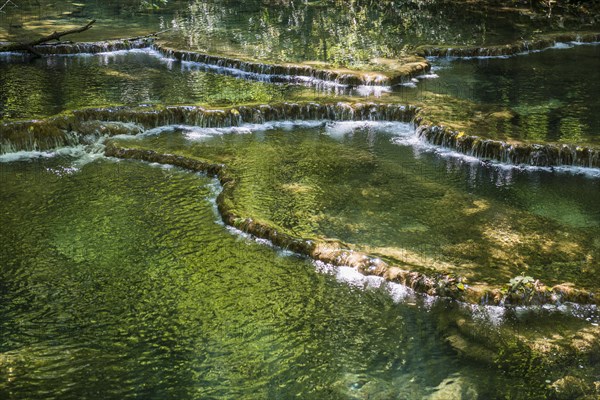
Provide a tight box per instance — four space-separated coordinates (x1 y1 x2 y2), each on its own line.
111 122 600 290
2 1 600 397
0 0 184 42
0 155 545 399
2 45 599 148
0 51 315 120
420 44 600 145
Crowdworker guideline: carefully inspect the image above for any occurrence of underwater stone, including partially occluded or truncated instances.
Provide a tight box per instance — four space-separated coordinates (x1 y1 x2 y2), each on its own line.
101 141 600 307
550 376 593 400
426 376 478 400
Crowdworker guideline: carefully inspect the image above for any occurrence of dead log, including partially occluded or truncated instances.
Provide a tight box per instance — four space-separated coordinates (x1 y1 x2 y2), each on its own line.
0 19 95 55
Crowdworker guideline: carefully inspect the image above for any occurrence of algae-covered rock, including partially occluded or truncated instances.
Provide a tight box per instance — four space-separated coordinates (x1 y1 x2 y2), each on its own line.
551 376 593 400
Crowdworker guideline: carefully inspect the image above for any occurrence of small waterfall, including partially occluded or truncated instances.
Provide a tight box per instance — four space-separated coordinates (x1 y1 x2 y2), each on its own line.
0 103 417 154
417 32 600 58
73 103 419 129
28 38 154 55
3 103 598 169
0 119 144 155
0 131 79 154
3 101 598 306
1 37 429 88
416 125 600 168
154 43 430 87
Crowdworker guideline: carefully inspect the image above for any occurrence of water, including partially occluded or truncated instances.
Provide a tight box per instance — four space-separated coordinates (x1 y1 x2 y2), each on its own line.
165 0 594 66
0 0 184 42
0 50 314 120
2 44 599 150
419 44 600 145
0 155 547 399
110 121 600 291
2 1 600 397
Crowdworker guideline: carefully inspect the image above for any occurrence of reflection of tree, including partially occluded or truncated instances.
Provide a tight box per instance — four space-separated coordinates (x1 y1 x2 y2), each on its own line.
170 0 600 67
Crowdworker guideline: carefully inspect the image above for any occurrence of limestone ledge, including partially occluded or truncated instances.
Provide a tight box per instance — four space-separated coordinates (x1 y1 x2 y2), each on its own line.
102 141 598 308
1 102 598 306
417 31 600 58
0 35 430 87
154 42 430 86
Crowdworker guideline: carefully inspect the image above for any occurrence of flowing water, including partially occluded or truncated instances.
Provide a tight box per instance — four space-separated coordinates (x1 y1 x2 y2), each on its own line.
2 1 600 398
110 121 600 290
0 154 556 399
0 50 314 120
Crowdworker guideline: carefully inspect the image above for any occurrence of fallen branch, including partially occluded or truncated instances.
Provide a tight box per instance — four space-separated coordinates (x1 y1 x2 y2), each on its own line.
0 19 96 55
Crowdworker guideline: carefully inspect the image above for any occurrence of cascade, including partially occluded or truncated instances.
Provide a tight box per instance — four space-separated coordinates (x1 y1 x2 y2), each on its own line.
416 125 600 168
417 32 600 58
1 103 598 168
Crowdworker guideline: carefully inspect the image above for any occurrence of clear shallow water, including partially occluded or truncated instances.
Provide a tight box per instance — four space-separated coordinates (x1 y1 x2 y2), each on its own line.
0 0 185 42
0 2 599 399
0 155 554 399
2 44 600 149
417 44 600 145
111 121 600 290
0 50 315 120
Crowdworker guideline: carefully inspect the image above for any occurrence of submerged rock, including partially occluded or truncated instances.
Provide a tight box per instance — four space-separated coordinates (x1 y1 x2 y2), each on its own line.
426 376 478 400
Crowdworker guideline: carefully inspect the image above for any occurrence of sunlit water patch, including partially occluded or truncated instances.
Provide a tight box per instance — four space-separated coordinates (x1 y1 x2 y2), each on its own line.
110 121 600 292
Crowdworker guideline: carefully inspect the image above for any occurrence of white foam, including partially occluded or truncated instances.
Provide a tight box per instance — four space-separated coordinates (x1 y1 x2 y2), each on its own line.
415 73 439 79
463 303 507 326
182 120 327 140
391 135 600 179
336 266 371 287
430 40 599 61
325 121 413 138
140 125 181 137
552 42 574 49
0 145 89 163
400 81 418 88
180 59 359 92
387 282 415 303
354 85 391 97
